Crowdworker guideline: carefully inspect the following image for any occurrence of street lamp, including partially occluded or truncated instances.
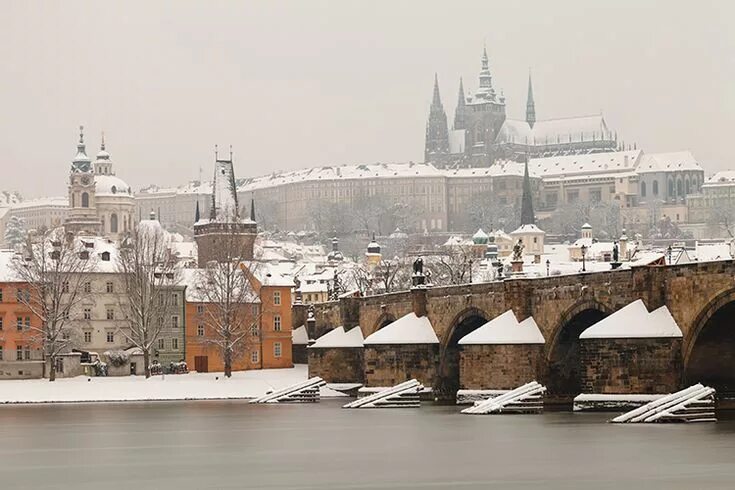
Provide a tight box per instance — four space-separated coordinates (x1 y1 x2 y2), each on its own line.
580 244 588 272
546 259 550 277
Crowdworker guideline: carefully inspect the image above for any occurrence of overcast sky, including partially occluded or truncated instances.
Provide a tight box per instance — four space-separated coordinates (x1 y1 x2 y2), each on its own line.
1 1 733 198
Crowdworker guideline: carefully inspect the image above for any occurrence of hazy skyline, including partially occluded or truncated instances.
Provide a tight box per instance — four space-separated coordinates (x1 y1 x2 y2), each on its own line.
1 0 733 198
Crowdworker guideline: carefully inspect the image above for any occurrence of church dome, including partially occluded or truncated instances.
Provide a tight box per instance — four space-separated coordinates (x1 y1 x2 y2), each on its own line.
95 149 110 161
472 228 489 245
95 174 132 197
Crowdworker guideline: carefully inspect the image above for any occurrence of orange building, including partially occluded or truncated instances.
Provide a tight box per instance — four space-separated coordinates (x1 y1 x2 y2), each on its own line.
184 265 293 373
0 252 44 379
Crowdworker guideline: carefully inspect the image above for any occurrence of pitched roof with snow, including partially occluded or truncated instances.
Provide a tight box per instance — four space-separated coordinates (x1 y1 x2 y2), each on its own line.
635 151 702 174
580 300 682 339
292 325 310 345
364 313 439 345
458 310 545 345
496 115 612 146
309 326 364 348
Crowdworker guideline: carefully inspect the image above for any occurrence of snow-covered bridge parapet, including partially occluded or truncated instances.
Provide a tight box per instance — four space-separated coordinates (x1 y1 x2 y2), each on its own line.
307 260 735 401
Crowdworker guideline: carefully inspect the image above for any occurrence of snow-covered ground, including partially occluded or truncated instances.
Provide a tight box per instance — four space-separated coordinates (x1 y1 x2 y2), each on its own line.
0 364 344 404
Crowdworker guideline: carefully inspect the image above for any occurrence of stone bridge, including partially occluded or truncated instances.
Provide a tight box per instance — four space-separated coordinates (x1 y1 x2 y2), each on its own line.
298 260 735 400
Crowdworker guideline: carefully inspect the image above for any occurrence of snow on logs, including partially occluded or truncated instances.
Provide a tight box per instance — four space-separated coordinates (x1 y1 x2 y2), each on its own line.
343 379 424 409
249 377 327 404
611 384 716 423
461 381 546 415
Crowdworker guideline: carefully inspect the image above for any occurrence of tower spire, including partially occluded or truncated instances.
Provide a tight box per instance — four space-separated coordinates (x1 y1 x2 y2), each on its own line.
476 45 495 100
424 73 450 165
520 160 535 226
453 77 466 130
100 131 106 151
526 70 536 129
250 197 256 222
432 72 442 107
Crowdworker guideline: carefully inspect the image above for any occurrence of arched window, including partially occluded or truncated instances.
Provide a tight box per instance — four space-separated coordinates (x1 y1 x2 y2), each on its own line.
110 213 118 233
677 179 683 196
685 179 690 195
71 193 76 208
111 185 117 194
81 192 89 208
652 180 659 195
669 179 675 197
640 181 646 197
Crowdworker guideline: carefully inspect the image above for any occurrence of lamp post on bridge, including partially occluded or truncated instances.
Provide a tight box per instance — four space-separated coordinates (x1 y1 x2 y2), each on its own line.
581 244 588 272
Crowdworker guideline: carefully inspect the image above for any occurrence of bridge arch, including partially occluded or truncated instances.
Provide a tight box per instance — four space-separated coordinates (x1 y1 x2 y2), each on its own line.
369 312 397 336
685 288 735 395
436 306 490 399
546 299 612 399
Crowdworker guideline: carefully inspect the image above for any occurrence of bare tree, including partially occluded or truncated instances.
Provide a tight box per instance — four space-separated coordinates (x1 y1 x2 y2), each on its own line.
430 245 479 286
195 236 260 377
116 221 180 378
12 229 95 381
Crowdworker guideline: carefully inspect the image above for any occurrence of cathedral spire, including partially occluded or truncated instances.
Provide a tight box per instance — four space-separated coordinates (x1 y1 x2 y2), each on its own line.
475 45 495 100
453 77 466 130
520 160 535 226
526 71 536 129
424 73 450 165
100 131 106 151
195 200 200 223
250 197 256 222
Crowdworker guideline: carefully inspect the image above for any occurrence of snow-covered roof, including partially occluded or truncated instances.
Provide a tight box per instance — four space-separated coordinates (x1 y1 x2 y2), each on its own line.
458 310 545 345
292 325 310 345
702 171 735 188
510 224 545 235
529 150 641 179
9 197 68 210
629 251 666 267
309 326 364 348
94 175 132 197
580 300 683 339
0 250 23 282
635 151 702 174
496 115 613 146
694 242 732 262
364 313 439 345
473 228 488 240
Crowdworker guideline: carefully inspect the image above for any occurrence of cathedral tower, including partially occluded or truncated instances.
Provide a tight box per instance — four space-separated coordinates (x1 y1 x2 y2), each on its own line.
453 77 466 130
424 73 450 165
526 72 536 129
194 148 257 265
64 126 102 236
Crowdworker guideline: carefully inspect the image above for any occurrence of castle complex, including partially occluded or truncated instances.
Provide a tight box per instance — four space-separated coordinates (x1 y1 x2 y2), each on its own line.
426 47 617 167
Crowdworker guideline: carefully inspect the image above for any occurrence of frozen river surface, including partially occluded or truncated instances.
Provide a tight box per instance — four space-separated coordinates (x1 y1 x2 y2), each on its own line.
1 399 735 489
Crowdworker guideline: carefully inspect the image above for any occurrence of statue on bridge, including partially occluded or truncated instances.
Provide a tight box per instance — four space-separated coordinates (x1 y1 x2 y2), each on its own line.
412 257 425 286
613 241 619 263
512 239 524 262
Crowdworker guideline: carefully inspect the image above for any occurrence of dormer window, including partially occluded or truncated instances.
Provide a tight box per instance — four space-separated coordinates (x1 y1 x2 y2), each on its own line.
101 251 111 262
111 186 117 194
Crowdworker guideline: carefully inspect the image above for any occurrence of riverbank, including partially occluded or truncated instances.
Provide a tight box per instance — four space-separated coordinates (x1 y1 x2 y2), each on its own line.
0 364 344 404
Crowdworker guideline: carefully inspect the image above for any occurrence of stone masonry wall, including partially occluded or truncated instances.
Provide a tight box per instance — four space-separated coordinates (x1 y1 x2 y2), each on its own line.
308 347 364 384
580 338 682 394
460 344 544 390
364 344 439 388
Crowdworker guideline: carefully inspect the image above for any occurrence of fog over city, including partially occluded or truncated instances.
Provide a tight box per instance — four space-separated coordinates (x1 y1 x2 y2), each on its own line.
1 0 733 198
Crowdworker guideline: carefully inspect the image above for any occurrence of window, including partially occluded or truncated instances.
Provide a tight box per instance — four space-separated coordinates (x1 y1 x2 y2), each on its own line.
25 317 30 330
101 251 111 262
84 331 92 343
274 342 282 358
24 347 30 360
62 282 69 293
106 281 114 293
252 304 259 316
251 350 259 363
81 192 89 208
196 305 204 315
17 317 22 331
273 291 281 306
172 338 178 350
640 181 646 197
110 213 118 233
171 316 179 328
172 293 179 306
83 282 92 293
158 338 165 350
653 180 659 195
0 318 3 330
106 308 114 320
83 308 92 320
251 325 259 337
274 315 282 332
590 189 602 202
106 331 114 343
0 346 3 361
16 346 22 361
197 325 204 336
0 288 3 302
62 331 70 341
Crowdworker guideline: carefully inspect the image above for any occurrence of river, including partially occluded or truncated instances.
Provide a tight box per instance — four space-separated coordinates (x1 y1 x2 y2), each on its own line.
1 399 734 489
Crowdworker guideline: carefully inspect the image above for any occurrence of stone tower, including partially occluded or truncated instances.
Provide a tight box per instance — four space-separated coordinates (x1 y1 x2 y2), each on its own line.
64 126 102 236
424 73 450 166
463 47 506 167
194 149 257 265
526 72 536 129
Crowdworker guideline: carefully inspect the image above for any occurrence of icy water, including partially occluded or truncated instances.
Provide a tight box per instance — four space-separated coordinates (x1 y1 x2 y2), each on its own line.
1 400 735 489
